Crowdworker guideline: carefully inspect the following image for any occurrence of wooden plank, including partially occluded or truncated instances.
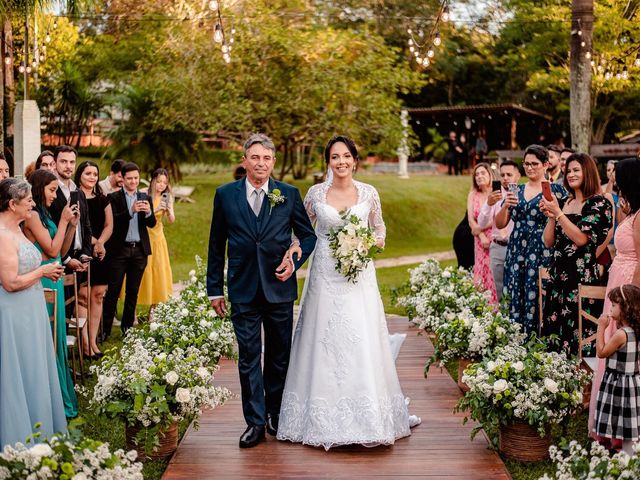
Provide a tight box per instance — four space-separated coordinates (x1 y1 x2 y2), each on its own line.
163 316 511 479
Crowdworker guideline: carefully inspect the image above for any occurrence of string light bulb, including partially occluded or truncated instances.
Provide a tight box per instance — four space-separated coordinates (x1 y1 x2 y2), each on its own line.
18 64 25 73
635 53 640 67
585 51 591 59
422 58 430 67
427 49 435 58
604 70 612 80
221 44 229 53
213 23 223 43
433 32 441 46
45 33 51 43
3 52 10 65
442 5 449 22
209 0 219 10
26 66 32 73
622 67 629 80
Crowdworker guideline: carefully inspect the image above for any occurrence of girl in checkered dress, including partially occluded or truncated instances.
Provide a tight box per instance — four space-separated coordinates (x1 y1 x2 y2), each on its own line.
593 284 640 454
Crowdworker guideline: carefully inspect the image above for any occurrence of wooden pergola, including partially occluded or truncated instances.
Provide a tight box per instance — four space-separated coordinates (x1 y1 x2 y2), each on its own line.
408 103 554 158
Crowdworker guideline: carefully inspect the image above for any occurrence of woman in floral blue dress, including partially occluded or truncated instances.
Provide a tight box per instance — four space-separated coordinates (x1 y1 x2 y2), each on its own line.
540 154 612 355
496 145 566 334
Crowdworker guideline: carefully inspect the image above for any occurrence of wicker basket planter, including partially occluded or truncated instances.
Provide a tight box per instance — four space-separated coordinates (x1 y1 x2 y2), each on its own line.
457 358 472 393
499 422 551 461
125 421 178 461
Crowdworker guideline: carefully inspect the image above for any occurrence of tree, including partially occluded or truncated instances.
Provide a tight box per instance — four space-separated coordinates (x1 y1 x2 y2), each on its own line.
570 0 593 152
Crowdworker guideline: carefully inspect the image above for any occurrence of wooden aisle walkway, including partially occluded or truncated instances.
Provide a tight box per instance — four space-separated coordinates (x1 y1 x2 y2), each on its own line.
163 316 511 479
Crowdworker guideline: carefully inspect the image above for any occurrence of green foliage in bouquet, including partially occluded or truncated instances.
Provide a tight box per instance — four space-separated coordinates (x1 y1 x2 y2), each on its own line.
0 420 143 479
455 337 591 446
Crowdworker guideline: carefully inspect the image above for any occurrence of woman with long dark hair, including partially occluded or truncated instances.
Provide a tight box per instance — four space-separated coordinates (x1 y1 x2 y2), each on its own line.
74 161 113 358
540 153 612 355
23 169 79 418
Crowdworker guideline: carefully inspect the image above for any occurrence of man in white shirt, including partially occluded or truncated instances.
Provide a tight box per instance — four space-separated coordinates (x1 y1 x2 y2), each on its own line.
477 160 520 301
98 159 125 194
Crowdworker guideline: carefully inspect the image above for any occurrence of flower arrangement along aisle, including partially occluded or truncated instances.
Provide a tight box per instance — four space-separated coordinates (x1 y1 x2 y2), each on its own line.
0 426 143 479
541 440 640 479
85 256 235 458
396 259 492 332
327 211 382 283
425 309 525 374
455 338 590 461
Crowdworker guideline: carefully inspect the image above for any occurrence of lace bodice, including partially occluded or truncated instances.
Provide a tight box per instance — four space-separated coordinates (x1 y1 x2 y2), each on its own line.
304 180 386 242
18 240 43 274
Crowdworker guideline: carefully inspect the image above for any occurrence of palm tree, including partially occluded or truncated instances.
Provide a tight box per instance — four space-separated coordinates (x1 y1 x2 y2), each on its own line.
107 85 202 180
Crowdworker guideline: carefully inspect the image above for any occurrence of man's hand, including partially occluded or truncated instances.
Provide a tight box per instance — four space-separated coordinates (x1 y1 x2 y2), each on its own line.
287 243 302 263
275 254 294 282
487 190 502 207
66 258 87 272
211 298 227 317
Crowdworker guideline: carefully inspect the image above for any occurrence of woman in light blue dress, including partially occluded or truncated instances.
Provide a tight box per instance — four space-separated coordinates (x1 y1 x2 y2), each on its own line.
0 178 67 448
23 170 79 418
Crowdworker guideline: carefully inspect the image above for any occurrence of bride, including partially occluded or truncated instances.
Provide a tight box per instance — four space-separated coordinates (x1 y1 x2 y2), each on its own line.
277 135 420 450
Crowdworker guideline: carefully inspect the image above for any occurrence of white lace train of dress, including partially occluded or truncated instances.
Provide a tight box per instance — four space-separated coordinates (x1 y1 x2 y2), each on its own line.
277 180 414 451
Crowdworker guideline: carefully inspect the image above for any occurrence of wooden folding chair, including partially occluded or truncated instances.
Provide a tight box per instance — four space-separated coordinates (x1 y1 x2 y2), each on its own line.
538 267 550 335
43 288 57 354
578 284 607 372
63 273 87 384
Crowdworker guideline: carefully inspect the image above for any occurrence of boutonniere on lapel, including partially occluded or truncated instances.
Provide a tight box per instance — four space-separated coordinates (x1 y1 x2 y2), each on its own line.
267 188 286 215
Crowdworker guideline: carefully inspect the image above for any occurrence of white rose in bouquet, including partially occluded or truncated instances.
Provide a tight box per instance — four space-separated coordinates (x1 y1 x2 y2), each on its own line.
165 371 179 385
28 444 54 458
512 361 524 372
544 378 559 394
176 388 191 403
493 379 508 394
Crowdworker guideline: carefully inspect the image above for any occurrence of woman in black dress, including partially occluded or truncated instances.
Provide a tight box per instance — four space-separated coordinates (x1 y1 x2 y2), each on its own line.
540 153 612 355
75 161 113 358
453 211 475 270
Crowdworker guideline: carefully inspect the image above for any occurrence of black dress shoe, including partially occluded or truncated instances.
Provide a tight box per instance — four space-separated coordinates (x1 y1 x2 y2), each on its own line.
266 413 279 436
239 425 265 448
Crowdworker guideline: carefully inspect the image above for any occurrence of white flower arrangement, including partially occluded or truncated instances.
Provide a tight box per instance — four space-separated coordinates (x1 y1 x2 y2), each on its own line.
540 440 640 479
396 259 492 332
327 211 382 283
425 309 525 373
85 256 235 454
455 337 591 444
0 428 143 479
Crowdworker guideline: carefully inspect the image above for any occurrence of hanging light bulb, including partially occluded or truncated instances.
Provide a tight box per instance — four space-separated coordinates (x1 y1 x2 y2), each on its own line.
18 64 25 73
427 49 435 58
229 37 234 44
416 56 423 64
31 60 37 68
422 58 430 67
26 66 32 73
442 5 450 22
3 52 10 65
213 24 223 43
635 53 640 67
408 39 413 46
604 70 612 80
53 20 58 29
39 54 45 62
577 29 582 36
407 28 412 34
585 51 591 60
221 43 229 53
45 33 51 43
42 44 47 52
231 27 236 35
223 53 231 64
409 46 415 53
580 41 585 47
209 0 219 10
434 32 442 46
590 60 595 67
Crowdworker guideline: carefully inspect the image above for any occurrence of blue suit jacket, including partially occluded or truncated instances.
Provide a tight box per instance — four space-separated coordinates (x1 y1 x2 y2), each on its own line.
206 178 317 304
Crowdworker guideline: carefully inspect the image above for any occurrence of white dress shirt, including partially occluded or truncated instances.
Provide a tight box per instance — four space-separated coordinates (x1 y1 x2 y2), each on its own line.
58 179 83 251
477 189 513 243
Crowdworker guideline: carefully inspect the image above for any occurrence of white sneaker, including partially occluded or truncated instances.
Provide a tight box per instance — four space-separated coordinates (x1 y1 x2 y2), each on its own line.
113 317 121 326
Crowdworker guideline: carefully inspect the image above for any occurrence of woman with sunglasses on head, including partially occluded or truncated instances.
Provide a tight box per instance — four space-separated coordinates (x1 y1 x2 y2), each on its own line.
496 145 566 334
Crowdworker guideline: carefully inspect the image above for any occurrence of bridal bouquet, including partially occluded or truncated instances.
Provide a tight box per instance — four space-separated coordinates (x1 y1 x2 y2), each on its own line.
328 211 382 283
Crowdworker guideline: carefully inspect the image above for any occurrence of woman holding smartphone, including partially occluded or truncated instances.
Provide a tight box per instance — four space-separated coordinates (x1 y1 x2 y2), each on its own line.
75 161 113 359
467 162 497 302
23 169 79 418
539 153 612 355
496 145 565 334
137 168 175 316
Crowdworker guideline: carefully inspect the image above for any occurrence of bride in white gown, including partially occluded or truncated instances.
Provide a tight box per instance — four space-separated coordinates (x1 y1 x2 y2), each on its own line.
277 135 419 450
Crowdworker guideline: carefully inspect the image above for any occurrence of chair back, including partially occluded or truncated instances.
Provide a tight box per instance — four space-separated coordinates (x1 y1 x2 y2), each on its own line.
578 284 607 368
43 288 57 354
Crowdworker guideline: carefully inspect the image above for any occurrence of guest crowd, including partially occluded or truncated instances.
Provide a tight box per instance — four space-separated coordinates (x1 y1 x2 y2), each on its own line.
0 147 175 448
455 144 640 454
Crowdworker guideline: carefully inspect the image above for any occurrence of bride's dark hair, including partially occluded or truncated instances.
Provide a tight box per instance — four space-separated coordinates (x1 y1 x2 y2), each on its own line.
324 135 359 164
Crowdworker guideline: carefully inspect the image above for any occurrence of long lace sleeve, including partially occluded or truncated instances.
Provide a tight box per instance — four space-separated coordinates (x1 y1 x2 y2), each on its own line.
303 187 318 226
368 186 386 242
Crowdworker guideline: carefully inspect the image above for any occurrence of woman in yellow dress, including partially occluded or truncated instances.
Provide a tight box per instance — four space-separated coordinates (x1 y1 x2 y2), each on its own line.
137 168 175 315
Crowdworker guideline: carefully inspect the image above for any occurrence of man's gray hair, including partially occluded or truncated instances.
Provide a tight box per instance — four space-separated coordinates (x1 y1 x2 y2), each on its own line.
243 133 276 157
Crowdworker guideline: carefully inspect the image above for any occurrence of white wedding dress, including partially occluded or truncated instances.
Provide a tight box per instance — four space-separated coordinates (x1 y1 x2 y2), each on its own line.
277 180 415 450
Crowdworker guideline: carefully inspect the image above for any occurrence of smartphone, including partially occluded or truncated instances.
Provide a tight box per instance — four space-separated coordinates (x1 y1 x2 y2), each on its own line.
508 183 518 194
136 192 149 202
161 192 169 202
541 180 553 201
492 180 502 192
69 190 79 206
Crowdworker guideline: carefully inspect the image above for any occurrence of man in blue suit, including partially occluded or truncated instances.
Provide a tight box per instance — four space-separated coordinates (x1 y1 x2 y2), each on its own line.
207 133 317 448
